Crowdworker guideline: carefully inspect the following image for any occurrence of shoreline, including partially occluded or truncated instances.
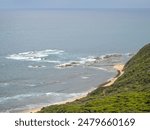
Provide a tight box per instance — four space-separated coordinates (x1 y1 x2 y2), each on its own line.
104 64 124 87
24 64 124 113
23 87 97 113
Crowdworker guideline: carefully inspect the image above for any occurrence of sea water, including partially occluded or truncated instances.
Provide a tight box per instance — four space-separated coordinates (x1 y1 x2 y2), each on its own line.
0 9 150 112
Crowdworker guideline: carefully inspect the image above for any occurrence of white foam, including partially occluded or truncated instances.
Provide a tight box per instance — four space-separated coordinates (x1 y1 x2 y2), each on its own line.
81 76 89 79
80 56 97 65
6 49 64 62
0 92 83 103
45 92 61 96
55 55 101 69
0 82 10 88
3 83 9 86
44 60 61 63
0 93 50 103
55 56 97 69
55 53 129 70
7 50 130 70
3 92 84 112
0 94 34 103
28 65 46 69
25 84 36 87
55 60 80 69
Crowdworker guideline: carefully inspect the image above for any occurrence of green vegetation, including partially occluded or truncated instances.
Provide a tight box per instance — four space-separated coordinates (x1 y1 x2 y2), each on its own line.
39 43 150 113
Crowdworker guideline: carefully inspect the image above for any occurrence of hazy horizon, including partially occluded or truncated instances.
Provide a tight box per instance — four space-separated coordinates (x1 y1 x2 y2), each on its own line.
0 0 150 9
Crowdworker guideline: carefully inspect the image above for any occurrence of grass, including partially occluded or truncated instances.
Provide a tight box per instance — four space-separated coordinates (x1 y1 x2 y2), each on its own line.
38 43 150 113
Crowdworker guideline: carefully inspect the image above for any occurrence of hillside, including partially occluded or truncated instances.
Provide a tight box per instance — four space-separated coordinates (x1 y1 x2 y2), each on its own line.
39 43 150 113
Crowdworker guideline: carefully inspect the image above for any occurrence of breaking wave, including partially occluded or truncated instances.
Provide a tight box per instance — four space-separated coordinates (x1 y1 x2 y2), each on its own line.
56 53 133 69
6 49 64 63
0 92 85 112
28 65 46 69
6 49 133 70
0 92 83 103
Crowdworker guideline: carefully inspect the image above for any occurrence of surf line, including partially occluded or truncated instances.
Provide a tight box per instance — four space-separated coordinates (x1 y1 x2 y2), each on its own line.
26 64 124 113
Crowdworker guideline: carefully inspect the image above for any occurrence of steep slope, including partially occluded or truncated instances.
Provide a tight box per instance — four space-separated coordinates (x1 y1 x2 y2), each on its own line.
39 43 150 113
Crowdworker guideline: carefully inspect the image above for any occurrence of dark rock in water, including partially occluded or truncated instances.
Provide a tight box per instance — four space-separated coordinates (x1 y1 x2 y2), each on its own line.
64 64 72 67
70 61 79 65
56 63 73 68
56 61 80 68
94 57 102 60
103 54 122 59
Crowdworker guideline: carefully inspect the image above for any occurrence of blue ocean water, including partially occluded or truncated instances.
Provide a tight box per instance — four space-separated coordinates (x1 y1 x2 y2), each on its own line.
0 9 150 112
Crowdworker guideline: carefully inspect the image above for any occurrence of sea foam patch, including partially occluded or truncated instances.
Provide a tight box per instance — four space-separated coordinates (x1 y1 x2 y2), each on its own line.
0 92 84 112
0 92 83 103
28 65 46 69
55 53 131 69
6 49 64 63
6 50 133 71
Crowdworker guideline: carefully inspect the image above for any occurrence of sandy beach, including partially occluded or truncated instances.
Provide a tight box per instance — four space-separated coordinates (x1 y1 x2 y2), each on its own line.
24 64 124 113
104 64 124 87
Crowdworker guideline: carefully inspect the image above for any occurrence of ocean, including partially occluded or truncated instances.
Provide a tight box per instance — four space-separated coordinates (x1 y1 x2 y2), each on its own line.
0 9 150 112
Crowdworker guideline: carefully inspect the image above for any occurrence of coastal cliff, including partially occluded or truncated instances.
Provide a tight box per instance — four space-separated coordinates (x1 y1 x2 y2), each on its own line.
39 43 150 113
